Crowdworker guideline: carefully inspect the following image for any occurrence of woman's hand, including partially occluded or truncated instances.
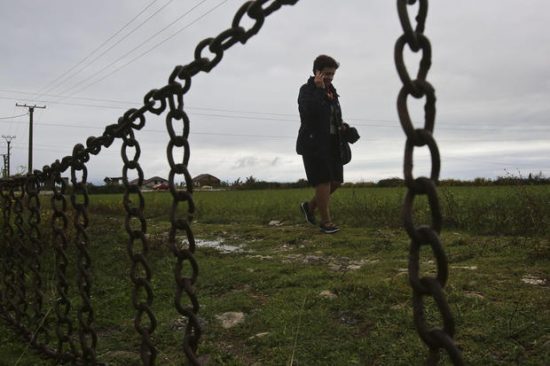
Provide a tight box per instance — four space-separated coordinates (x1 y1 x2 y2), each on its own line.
339 122 349 131
314 70 325 89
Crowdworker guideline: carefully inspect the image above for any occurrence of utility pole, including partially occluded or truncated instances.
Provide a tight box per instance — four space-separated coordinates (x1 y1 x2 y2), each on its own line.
1 154 7 177
1 135 15 177
16 103 46 173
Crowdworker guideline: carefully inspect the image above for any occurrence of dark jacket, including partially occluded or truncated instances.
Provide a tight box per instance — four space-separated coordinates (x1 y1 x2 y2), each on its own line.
296 77 343 157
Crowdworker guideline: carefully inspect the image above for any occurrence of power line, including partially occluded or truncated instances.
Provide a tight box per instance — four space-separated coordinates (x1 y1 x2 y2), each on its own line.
0 95 127 110
34 0 163 98
5 87 546 129
48 0 180 97
0 112 28 119
56 0 210 99
1 118 549 147
0 108 549 137
54 0 209 98
0 88 133 105
59 0 229 98
2 90 549 133
2 92 549 133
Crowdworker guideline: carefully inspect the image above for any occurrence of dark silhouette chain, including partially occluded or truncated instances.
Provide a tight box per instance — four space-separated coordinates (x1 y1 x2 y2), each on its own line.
122 129 158 365
394 1 463 364
0 182 17 321
11 181 29 326
51 172 78 363
70 144 98 364
25 175 51 351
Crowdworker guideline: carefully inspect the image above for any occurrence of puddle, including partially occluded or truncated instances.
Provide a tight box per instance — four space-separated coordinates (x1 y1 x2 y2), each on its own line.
194 239 244 253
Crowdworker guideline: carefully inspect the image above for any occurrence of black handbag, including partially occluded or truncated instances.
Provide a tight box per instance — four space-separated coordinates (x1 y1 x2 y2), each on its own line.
340 126 360 165
341 140 352 165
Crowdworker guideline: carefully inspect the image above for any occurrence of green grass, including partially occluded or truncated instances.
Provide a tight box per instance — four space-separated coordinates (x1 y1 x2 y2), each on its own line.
87 185 550 235
1 186 549 365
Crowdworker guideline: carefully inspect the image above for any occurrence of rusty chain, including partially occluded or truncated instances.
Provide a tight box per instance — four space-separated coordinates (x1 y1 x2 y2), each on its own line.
122 129 158 365
70 144 98 364
395 0 464 364
51 172 78 363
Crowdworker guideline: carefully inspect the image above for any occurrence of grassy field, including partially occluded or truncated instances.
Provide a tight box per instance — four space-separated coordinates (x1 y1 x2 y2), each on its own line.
0 186 549 365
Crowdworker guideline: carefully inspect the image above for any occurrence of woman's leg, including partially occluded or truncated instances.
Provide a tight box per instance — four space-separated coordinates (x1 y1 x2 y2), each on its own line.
309 182 332 224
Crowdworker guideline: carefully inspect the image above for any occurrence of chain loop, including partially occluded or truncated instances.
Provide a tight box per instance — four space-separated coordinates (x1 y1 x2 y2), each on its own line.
408 226 448 294
402 178 442 241
143 89 167 115
412 278 456 347
397 0 428 51
232 2 264 42
394 33 432 96
397 80 436 142
404 129 440 189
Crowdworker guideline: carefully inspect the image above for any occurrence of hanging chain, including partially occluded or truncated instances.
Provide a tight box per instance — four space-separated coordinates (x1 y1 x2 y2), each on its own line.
11 180 29 326
160 2 299 364
164 87 203 365
70 144 98 364
0 181 17 320
51 172 78 363
122 128 158 365
394 1 464 364
25 175 51 351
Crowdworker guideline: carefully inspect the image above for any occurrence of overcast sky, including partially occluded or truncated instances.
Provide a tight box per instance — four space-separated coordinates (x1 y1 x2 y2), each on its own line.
1 0 549 184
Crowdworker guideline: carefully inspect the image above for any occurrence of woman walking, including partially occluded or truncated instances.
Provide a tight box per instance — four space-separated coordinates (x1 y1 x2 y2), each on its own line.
296 54 348 234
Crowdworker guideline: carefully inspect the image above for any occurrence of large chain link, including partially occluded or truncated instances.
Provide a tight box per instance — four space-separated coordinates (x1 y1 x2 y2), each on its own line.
70 144 98 364
122 129 158 365
394 1 464 364
51 172 78 363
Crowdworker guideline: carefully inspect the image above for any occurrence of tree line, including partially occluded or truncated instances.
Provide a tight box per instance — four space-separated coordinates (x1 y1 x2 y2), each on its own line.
226 171 550 190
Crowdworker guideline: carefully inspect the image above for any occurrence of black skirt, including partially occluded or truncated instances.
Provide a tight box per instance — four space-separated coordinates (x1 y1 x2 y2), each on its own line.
302 135 343 186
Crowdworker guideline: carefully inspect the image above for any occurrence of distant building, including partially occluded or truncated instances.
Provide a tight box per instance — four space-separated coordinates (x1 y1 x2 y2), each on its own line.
192 174 220 187
129 176 168 189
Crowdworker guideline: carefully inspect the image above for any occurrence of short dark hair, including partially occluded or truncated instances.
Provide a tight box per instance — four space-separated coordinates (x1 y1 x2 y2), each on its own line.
313 55 339 74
